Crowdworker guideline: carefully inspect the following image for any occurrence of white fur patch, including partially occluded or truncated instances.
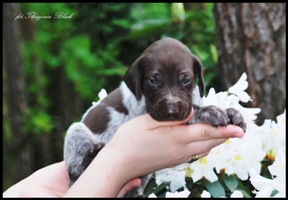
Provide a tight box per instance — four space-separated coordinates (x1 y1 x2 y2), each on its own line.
120 82 146 118
192 86 203 106
79 82 146 144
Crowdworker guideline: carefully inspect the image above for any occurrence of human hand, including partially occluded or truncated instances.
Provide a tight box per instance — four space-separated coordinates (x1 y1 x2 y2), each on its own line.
106 108 245 177
66 108 244 197
3 161 141 197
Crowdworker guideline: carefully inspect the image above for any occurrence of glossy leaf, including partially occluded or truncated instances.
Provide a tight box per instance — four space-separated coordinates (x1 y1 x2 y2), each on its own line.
222 174 238 193
203 179 226 198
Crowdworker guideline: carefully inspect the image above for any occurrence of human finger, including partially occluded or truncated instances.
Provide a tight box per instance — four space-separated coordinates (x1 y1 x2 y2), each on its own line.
116 178 141 198
174 124 244 144
186 138 230 157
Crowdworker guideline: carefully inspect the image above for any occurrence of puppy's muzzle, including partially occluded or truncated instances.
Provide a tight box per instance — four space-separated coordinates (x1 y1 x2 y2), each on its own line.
149 101 190 121
166 103 180 117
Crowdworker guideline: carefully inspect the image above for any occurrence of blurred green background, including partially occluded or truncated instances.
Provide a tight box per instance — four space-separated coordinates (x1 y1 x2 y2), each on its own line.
3 3 285 193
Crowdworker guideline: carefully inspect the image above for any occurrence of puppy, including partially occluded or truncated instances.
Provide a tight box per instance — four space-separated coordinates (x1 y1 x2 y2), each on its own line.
63 37 246 197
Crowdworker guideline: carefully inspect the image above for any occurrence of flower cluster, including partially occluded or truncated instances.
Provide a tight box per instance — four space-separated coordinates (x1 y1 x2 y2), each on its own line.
148 73 286 198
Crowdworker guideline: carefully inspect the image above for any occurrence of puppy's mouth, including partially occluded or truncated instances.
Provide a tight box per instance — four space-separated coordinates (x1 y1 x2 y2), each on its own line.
147 103 191 121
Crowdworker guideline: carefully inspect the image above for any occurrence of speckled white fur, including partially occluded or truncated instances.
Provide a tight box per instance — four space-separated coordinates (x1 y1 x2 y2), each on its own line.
63 82 146 182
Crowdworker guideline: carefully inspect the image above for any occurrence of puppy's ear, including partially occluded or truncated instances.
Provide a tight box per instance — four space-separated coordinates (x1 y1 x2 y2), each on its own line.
192 55 205 97
123 56 144 100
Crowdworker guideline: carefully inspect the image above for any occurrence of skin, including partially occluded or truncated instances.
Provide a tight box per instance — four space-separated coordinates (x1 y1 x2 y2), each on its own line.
3 161 140 197
3 109 244 197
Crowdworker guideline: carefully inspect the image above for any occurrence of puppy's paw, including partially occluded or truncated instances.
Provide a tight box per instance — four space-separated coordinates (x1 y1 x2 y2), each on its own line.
226 108 247 132
82 142 105 167
192 105 229 127
87 142 105 158
67 142 105 187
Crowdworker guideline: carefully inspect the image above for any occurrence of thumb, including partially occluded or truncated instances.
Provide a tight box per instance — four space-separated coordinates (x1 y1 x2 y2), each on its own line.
116 178 141 197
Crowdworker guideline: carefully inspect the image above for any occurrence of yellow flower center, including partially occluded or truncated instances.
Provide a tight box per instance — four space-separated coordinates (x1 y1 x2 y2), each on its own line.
199 157 208 165
234 154 242 161
266 148 276 161
270 130 278 135
224 139 231 145
185 167 193 177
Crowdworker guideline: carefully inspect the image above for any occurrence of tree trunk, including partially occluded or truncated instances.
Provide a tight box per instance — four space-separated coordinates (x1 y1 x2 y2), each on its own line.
3 3 32 186
213 3 286 125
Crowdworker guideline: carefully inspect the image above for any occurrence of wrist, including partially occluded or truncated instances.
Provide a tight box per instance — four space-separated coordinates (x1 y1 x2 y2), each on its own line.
64 143 130 197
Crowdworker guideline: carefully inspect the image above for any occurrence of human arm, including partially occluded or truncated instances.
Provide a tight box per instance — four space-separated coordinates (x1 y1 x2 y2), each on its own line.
3 161 140 197
65 109 244 197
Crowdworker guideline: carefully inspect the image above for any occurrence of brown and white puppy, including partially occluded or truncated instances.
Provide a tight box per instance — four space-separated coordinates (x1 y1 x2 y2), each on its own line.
63 37 246 197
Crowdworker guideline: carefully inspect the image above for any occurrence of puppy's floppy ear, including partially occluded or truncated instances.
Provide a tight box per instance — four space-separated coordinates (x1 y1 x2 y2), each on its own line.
192 55 205 97
123 56 144 100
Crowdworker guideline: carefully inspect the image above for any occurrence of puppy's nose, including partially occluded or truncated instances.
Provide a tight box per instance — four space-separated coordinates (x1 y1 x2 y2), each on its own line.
166 103 179 115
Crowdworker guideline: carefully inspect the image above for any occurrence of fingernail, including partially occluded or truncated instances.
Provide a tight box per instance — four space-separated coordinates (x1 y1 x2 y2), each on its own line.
236 131 244 138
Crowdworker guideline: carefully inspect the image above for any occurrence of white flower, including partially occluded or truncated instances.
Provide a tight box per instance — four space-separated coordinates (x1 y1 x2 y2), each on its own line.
98 88 107 100
148 193 157 198
92 88 107 106
229 101 261 125
203 88 231 109
249 167 275 197
267 150 286 197
257 111 286 159
276 109 286 129
190 156 218 183
201 190 211 198
228 73 251 103
210 131 266 181
154 164 188 193
203 87 260 129
248 150 286 197
165 189 190 198
268 149 285 179
230 190 244 198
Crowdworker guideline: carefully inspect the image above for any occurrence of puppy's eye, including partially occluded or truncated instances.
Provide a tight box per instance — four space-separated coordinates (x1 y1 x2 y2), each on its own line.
183 77 191 84
148 78 158 85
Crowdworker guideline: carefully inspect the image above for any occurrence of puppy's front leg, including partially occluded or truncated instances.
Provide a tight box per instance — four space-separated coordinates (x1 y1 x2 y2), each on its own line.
188 105 246 132
226 108 247 132
81 142 105 173
189 105 229 127
64 122 105 186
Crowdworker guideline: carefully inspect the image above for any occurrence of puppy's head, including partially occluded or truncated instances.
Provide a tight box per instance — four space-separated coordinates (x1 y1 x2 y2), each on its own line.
124 37 204 121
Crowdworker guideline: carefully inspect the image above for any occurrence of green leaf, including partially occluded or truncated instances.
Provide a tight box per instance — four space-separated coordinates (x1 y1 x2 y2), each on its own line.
153 182 170 194
209 44 218 63
126 19 171 39
271 189 279 197
236 188 252 198
184 11 210 22
222 174 239 193
203 73 214 87
237 180 253 198
171 3 185 22
203 179 226 198
143 177 157 196
191 45 209 61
